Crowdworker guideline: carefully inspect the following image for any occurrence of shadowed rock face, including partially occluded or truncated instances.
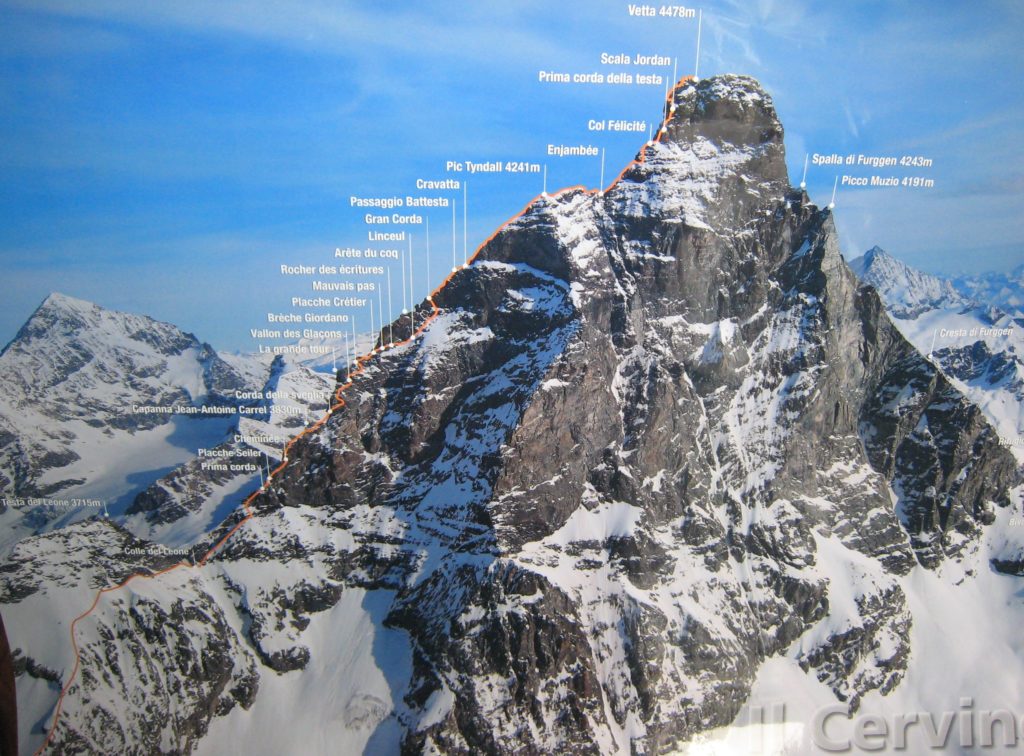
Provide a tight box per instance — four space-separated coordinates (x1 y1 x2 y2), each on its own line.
3 75 1018 755
257 75 1015 751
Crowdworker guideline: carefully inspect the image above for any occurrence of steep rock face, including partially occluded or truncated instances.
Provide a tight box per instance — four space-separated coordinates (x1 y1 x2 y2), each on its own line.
5 75 1020 755
849 248 1024 573
850 247 1024 449
241 75 1015 751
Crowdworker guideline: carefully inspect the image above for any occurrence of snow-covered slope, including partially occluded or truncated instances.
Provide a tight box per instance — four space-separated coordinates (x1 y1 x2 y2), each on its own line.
123 358 337 548
0 293 271 496
852 248 1024 458
0 294 274 554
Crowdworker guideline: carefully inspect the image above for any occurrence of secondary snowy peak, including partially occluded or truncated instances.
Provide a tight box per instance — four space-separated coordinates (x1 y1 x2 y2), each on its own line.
4 292 238 401
34 291 96 316
849 246 967 317
0 293 269 498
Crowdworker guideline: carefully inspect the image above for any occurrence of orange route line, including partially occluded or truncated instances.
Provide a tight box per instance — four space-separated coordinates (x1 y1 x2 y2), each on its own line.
33 73 696 755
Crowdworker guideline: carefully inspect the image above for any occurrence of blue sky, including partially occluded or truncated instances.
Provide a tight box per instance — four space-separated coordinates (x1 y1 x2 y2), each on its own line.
1 0 1022 351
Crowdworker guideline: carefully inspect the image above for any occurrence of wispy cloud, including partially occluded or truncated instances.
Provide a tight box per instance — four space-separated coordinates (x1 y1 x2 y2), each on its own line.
0 9 130 57
843 101 860 139
717 0 826 44
703 12 762 69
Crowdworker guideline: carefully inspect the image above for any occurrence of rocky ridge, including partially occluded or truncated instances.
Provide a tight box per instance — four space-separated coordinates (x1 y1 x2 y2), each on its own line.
851 247 1024 463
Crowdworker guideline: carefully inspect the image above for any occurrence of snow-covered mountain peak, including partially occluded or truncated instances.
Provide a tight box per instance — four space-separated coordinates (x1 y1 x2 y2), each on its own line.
595 74 791 237
38 291 96 313
664 74 785 165
6 75 1022 756
850 245 967 318
7 292 200 360
498 76 788 254
0 294 271 498
672 73 779 128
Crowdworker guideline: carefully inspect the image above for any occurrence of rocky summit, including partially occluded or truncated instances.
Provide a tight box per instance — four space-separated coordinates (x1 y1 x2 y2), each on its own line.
5 75 1022 755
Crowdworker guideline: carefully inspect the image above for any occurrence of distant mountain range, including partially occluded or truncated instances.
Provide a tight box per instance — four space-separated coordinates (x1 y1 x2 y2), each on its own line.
953 263 1024 316
850 246 1024 320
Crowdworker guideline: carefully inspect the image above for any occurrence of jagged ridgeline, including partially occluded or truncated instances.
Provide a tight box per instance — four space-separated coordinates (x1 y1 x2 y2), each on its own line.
6 75 1019 755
